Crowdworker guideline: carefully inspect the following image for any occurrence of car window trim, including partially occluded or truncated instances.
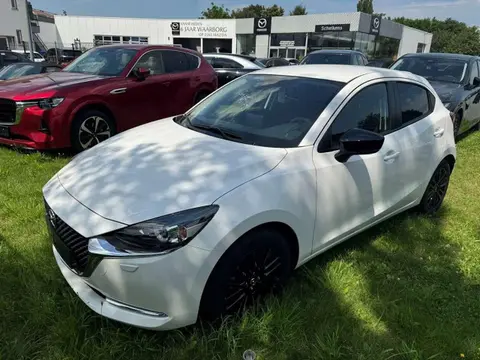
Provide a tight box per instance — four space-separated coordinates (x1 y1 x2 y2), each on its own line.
393 80 435 130
318 81 395 153
126 48 200 78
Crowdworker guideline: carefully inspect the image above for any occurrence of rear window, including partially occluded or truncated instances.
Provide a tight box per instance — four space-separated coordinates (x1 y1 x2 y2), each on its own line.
301 53 351 65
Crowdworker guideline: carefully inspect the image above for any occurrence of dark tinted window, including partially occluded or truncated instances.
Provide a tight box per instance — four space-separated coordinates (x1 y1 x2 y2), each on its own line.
391 57 468 83
301 53 351 65
178 75 343 148
134 50 164 75
469 61 479 85
397 83 430 124
2 52 22 64
163 50 189 73
185 53 199 70
213 58 243 69
323 83 390 151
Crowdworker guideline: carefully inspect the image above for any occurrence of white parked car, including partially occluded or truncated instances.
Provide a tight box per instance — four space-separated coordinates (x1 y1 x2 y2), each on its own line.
43 65 456 330
12 49 45 62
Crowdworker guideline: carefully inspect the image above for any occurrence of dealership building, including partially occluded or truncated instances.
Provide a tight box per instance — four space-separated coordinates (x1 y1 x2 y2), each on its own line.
10 11 432 59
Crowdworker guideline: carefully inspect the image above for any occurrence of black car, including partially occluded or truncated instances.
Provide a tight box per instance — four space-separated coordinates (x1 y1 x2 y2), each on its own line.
0 51 31 70
0 62 62 81
46 48 82 65
203 53 265 87
391 53 480 137
300 50 369 66
258 58 291 68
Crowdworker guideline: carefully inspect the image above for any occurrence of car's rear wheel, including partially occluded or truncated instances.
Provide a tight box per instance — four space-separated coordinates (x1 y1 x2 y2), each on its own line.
200 228 292 320
418 161 451 215
71 109 116 152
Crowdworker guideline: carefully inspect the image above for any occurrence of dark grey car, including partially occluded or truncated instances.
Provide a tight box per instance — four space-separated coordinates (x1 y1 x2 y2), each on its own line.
391 53 480 137
300 50 369 66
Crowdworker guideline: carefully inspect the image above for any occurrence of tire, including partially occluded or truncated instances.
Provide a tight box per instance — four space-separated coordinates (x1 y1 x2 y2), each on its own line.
194 91 209 104
71 109 116 152
199 228 292 320
453 111 462 138
418 161 451 215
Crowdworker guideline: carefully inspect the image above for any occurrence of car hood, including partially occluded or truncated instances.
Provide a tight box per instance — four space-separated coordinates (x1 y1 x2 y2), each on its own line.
55 119 287 225
0 72 107 99
428 80 463 104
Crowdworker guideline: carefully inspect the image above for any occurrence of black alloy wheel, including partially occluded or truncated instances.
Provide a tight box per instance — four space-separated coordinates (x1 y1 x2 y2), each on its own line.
419 161 451 215
200 228 292 320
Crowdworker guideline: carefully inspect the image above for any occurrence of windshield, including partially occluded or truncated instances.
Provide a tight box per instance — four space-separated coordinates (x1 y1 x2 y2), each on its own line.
0 64 39 80
177 74 343 148
62 50 82 57
253 59 266 68
301 53 351 65
63 47 138 76
391 57 468 83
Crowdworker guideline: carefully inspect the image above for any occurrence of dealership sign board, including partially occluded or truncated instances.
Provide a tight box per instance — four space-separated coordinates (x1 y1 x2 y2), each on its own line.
253 17 272 34
315 24 351 32
170 20 234 38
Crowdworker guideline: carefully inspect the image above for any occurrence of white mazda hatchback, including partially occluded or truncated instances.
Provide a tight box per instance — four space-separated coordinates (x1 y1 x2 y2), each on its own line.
43 65 456 330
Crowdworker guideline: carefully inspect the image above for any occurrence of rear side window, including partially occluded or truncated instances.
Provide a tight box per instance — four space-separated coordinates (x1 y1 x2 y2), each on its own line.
321 83 391 151
213 58 243 69
185 53 199 70
396 82 432 125
162 50 189 73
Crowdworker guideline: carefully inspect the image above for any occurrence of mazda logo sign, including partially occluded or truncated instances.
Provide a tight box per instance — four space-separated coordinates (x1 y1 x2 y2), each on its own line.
48 208 56 227
258 18 267 28
171 22 180 30
373 18 380 28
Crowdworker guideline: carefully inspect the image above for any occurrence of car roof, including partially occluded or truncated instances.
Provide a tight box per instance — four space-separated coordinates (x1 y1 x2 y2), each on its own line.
254 64 425 83
307 49 364 55
401 52 479 61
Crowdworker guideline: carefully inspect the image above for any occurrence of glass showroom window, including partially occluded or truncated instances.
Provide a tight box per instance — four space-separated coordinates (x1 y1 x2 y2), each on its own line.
236 34 255 55
354 32 376 58
307 32 354 52
270 33 307 47
375 36 400 59
94 35 148 46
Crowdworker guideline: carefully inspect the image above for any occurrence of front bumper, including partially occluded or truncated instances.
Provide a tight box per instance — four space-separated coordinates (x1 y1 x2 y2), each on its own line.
53 232 212 330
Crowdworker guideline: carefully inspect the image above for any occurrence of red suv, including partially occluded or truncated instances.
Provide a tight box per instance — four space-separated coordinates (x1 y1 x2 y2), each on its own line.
0 45 217 151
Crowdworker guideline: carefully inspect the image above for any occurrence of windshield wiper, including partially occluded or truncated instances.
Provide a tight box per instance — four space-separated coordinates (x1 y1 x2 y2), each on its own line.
190 123 243 141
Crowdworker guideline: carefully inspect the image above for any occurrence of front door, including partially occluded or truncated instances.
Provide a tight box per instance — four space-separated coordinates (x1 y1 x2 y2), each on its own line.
312 82 403 251
110 50 173 131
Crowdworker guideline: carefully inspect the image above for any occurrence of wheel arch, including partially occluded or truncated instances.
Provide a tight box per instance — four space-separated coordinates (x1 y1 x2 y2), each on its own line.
71 102 117 131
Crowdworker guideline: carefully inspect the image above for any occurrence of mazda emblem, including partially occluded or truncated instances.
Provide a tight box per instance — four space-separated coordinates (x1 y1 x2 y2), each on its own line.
48 208 56 227
258 18 267 28
171 22 180 30
373 18 380 28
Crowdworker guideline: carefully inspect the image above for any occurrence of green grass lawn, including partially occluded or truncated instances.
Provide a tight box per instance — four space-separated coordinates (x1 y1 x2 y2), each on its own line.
0 132 479 360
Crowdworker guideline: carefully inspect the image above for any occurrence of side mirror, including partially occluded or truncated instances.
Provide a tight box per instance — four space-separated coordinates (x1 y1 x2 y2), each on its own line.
473 76 480 88
334 128 385 163
133 67 150 80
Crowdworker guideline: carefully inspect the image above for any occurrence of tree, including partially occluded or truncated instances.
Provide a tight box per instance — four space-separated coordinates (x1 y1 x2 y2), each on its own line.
231 4 284 18
290 4 308 15
393 17 480 55
357 0 373 14
200 2 231 19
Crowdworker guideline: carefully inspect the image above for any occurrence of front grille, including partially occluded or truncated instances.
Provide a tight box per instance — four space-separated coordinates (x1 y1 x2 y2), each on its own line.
0 99 16 124
46 202 90 274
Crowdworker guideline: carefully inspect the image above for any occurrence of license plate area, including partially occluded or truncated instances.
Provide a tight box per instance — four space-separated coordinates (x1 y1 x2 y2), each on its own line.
0 125 10 138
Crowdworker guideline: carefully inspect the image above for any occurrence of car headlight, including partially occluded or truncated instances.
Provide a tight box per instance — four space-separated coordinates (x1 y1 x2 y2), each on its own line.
38 97 64 109
88 205 219 257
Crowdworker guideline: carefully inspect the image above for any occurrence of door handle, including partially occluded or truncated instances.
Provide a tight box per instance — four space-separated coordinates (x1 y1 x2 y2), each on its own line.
110 88 127 95
433 127 445 138
384 151 400 162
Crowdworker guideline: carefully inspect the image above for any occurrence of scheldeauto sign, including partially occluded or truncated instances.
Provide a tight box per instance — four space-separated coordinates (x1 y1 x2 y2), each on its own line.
254 17 271 34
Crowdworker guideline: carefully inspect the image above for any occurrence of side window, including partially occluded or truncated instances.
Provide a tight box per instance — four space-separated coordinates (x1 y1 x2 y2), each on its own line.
133 50 164 75
45 66 60 73
396 82 431 125
162 50 189 73
322 83 390 151
353 54 362 65
4 53 21 64
213 58 243 69
362 55 369 65
185 53 199 70
469 61 479 85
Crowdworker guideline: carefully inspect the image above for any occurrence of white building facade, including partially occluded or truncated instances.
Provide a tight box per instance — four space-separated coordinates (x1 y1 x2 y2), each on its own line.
0 0 30 50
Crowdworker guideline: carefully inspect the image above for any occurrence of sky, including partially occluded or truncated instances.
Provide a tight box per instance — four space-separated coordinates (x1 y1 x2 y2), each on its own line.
31 0 480 26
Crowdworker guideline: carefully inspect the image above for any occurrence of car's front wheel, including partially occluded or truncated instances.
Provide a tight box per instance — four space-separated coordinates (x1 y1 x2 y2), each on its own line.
200 228 292 320
418 160 451 215
71 109 116 152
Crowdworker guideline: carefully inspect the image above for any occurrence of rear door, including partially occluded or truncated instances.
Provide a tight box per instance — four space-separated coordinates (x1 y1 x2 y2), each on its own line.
161 50 199 114
392 81 445 204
